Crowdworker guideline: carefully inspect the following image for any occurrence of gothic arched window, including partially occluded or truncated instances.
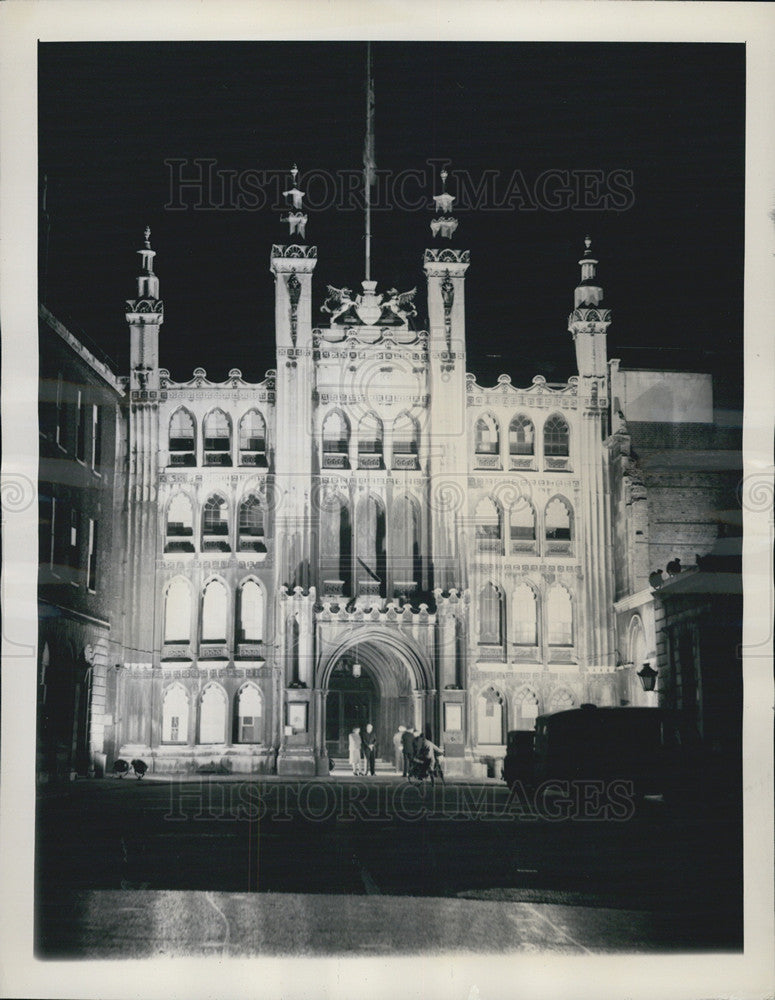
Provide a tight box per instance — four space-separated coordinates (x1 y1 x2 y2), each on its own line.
162 683 189 743
392 494 421 589
164 577 191 644
545 497 573 552
510 500 536 551
477 688 505 745
236 684 262 744
478 582 504 645
512 583 538 646
392 412 419 455
549 688 575 713
237 580 264 643
202 495 229 551
203 409 232 466
320 495 352 595
358 412 383 466
322 411 350 468
475 415 500 455
165 493 195 552
199 683 227 744
475 496 502 553
238 495 265 552
547 584 573 646
169 408 196 466
515 688 540 731
509 414 535 456
239 410 266 466
544 415 570 457
201 579 228 643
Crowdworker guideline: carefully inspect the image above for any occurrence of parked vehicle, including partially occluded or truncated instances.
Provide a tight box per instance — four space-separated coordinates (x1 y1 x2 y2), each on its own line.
531 705 704 799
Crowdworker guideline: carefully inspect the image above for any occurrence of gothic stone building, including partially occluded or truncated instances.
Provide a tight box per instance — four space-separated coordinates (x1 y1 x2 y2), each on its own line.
111 204 623 778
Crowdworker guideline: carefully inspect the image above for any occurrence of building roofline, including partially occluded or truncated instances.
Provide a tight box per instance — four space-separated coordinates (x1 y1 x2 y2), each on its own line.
39 304 125 395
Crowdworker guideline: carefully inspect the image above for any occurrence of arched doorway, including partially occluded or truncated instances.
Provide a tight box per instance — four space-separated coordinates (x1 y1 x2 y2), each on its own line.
318 629 433 764
325 663 378 758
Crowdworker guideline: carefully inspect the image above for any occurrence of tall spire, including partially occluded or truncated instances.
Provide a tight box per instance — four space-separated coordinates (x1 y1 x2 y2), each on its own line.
363 41 376 281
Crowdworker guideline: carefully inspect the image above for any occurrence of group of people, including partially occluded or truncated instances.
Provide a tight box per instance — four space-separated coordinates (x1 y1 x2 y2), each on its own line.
348 723 378 776
346 723 444 781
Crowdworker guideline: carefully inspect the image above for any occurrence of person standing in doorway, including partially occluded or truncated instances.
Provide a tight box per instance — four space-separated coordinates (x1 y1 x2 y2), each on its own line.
349 726 364 776
393 726 405 772
400 725 415 777
362 723 377 776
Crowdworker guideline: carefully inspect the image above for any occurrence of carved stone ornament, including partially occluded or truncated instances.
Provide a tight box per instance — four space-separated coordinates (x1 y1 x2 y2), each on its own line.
287 270 301 346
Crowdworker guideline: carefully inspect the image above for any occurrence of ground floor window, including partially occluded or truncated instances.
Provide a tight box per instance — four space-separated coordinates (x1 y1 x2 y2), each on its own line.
477 688 505 744
162 683 189 743
236 684 262 743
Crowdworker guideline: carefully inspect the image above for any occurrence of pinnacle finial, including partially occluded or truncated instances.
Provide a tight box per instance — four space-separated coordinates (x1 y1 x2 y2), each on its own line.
144 226 152 249
291 163 298 182
584 235 592 254
440 167 448 191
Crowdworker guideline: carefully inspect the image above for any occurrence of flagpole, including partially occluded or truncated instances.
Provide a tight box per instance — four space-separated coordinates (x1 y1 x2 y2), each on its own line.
364 41 374 282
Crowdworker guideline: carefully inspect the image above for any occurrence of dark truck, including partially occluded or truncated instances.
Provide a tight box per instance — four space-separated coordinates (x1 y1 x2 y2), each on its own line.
504 706 706 801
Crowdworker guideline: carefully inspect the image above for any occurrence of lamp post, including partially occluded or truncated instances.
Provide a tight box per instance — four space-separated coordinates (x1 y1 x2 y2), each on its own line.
636 662 658 693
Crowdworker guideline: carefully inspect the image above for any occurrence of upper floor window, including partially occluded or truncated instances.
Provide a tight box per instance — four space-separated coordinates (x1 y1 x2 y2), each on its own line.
201 580 228 643
169 409 196 466
166 493 195 552
358 412 383 455
475 496 502 553
204 409 232 466
91 404 102 469
202 495 230 551
55 373 67 449
239 410 267 467
547 585 573 646
478 584 504 646
238 495 265 552
392 413 419 469
68 509 80 570
510 500 536 547
86 519 98 592
237 580 264 643
475 415 499 455
545 498 573 546
544 415 570 457
322 411 349 453
164 577 191 644
512 584 537 645
75 391 87 462
509 415 534 456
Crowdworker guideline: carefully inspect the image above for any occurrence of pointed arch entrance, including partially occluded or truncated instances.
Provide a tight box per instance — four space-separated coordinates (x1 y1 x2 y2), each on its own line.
318 628 435 763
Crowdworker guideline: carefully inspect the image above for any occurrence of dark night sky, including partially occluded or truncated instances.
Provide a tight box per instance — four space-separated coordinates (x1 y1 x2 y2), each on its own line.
38 42 744 406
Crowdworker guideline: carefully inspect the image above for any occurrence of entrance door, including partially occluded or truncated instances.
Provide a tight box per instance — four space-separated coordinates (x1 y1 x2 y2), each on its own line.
325 664 377 757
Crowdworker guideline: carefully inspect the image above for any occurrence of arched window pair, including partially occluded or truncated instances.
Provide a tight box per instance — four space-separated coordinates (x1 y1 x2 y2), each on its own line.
477 581 573 647
168 408 267 468
166 493 265 554
507 498 573 554
163 577 265 645
322 410 418 469
510 582 572 646
475 414 537 459
161 682 263 745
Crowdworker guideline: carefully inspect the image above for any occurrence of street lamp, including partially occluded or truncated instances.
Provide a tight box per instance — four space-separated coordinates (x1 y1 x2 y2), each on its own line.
636 662 658 693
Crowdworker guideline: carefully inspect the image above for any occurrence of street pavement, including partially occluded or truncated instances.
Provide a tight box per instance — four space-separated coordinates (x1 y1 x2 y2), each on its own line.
35 772 742 957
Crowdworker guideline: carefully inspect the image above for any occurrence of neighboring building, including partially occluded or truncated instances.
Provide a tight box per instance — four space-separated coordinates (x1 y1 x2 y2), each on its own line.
36 179 742 780
608 361 743 732
38 305 126 780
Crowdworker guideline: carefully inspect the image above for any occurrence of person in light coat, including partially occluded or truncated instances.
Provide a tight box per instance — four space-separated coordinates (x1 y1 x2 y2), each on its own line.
348 726 364 775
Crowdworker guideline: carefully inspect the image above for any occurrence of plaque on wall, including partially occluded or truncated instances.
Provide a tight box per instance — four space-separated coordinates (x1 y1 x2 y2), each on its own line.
444 703 463 732
288 702 308 733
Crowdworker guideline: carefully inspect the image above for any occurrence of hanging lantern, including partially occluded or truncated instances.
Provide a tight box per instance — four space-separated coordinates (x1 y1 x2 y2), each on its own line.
636 662 658 693
352 662 362 679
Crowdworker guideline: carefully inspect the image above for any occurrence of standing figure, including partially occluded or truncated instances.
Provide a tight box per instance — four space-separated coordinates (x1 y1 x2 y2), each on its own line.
362 723 378 776
401 725 416 777
348 726 363 776
393 726 405 772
